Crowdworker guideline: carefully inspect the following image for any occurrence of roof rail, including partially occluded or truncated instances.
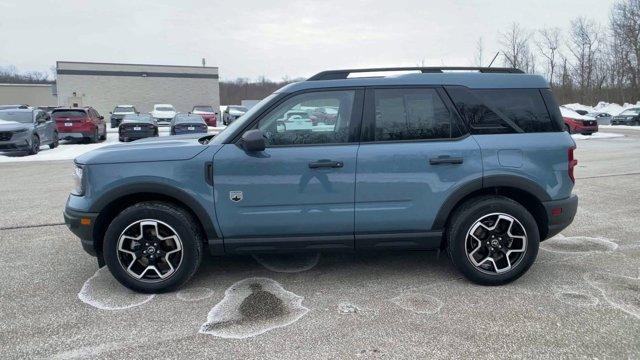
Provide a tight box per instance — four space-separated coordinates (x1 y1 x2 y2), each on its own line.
307 67 525 81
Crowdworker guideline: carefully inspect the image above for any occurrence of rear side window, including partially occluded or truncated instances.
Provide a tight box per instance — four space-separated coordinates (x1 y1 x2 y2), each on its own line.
476 89 558 133
446 86 560 134
373 88 455 141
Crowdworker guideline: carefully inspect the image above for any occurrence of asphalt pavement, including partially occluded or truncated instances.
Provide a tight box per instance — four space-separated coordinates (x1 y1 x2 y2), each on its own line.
0 129 639 359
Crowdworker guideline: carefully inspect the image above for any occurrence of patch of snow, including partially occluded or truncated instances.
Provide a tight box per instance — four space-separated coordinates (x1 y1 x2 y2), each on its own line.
78 267 155 310
200 277 309 339
565 101 640 116
571 132 625 140
600 125 640 131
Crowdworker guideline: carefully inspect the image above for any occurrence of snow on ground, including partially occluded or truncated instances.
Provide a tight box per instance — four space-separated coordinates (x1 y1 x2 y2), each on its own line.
600 125 640 131
564 101 640 116
571 132 625 140
560 106 595 120
0 126 225 163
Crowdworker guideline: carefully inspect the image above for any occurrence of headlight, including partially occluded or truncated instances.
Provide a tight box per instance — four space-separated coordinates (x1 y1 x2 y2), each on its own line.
14 128 28 133
72 164 85 196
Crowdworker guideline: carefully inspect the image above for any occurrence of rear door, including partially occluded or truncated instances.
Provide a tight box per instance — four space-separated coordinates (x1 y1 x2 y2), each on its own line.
354 87 482 249
33 110 49 142
213 89 364 252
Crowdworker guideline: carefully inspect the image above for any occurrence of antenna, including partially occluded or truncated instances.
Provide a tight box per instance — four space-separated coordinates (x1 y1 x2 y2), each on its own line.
488 52 500 67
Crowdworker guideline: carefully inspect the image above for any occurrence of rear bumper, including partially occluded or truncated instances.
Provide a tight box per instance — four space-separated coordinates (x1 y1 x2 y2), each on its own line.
59 132 89 140
119 130 156 141
542 194 578 239
63 206 99 256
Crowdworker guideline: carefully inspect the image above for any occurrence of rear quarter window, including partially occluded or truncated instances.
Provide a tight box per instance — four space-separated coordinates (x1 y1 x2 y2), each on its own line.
446 87 561 134
476 89 559 133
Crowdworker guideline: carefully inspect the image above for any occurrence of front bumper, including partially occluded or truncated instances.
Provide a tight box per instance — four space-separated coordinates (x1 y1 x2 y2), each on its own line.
63 206 99 256
542 194 578 239
0 139 30 151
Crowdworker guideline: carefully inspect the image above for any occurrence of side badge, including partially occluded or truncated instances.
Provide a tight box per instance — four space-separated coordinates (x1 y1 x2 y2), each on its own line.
230 191 243 202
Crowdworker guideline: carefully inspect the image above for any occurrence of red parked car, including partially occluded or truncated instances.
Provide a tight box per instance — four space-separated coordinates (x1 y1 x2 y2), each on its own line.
191 105 217 127
52 107 107 143
560 106 598 135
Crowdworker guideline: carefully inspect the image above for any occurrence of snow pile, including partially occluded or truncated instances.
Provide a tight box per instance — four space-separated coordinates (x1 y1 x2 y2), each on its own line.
571 132 625 140
564 101 640 116
560 106 595 120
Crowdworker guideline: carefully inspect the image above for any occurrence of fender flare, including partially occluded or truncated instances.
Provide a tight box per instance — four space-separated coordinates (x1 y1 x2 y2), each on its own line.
432 174 550 230
90 182 218 242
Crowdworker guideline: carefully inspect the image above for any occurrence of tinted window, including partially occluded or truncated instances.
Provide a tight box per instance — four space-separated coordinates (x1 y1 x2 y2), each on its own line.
193 106 214 113
258 90 355 146
446 86 513 134
114 107 135 113
52 110 87 118
373 88 452 141
476 89 558 132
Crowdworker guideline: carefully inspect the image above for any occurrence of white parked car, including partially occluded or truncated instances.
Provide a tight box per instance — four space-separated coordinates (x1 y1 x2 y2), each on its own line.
150 104 177 126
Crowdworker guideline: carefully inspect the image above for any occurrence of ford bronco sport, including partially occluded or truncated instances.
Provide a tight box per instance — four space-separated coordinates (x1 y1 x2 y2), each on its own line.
64 67 578 293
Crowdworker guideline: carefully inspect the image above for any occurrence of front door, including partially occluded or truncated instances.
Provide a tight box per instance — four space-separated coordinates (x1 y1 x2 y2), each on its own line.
213 89 363 252
354 87 482 249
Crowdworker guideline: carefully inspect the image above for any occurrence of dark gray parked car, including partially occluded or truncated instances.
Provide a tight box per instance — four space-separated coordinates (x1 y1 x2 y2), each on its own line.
0 108 59 155
118 114 158 142
170 113 208 135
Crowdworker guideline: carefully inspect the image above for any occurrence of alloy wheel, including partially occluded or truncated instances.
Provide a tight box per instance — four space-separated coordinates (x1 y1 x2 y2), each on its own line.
116 219 184 282
465 213 527 275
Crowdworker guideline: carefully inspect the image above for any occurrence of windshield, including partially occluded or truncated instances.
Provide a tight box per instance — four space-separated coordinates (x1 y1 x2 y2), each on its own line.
114 107 135 113
155 106 175 112
212 94 279 144
228 106 248 112
0 111 33 123
620 108 640 116
193 106 214 113
52 110 87 118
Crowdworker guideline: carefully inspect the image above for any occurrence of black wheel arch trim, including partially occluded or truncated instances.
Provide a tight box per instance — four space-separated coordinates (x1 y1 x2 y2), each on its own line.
432 174 551 230
89 182 220 251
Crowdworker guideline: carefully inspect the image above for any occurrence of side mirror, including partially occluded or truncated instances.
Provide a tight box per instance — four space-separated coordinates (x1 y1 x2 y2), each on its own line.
240 129 266 152
99 116 104 120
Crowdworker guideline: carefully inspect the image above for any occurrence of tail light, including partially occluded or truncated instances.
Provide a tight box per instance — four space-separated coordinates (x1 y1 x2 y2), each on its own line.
568 146 577 183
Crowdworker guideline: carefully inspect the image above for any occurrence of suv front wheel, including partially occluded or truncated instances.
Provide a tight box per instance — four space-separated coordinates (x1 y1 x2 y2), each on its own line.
447 196 539 285
103 202 203 293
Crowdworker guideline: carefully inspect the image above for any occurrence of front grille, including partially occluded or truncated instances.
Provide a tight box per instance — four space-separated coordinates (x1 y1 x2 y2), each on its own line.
0 132 12 141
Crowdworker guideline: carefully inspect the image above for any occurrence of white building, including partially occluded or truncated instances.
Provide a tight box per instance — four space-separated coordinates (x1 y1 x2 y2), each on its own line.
55 61 220 116
0 83 57 107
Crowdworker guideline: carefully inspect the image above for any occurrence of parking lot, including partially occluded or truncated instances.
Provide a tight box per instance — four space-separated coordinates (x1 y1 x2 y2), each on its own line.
0 128 639 359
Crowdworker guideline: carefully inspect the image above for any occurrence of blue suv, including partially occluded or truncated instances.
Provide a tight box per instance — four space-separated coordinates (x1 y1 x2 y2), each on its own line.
63 67 578 293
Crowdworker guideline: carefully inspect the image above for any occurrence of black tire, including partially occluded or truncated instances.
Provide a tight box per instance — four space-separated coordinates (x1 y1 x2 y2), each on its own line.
103 201 203 293
447 196 539 286
49 132 59 149
99 127 107 140
27 135 40 155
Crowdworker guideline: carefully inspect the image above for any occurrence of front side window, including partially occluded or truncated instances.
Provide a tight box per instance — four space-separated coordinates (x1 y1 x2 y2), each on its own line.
373 88 453 141
257 90 355 146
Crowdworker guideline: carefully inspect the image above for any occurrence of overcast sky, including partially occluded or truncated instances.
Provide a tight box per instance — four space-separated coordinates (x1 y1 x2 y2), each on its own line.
0 0 615 81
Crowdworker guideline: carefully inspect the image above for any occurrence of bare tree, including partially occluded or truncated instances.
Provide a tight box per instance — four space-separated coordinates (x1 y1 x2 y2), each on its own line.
611 0 640 98
474 37 484 66
535 28 562 85
499 23 534 72
567 18 602 100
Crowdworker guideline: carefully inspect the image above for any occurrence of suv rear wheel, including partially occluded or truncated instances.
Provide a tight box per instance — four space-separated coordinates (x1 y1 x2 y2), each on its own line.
447 196 539 285
103 202 203 293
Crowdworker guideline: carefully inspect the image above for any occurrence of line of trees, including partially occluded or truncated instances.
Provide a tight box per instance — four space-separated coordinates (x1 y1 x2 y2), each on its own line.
485 0 640 105
0 66 53 84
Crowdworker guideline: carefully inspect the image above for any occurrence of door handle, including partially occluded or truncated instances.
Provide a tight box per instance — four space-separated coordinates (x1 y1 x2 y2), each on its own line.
309 159 344 169
429 156 464 165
